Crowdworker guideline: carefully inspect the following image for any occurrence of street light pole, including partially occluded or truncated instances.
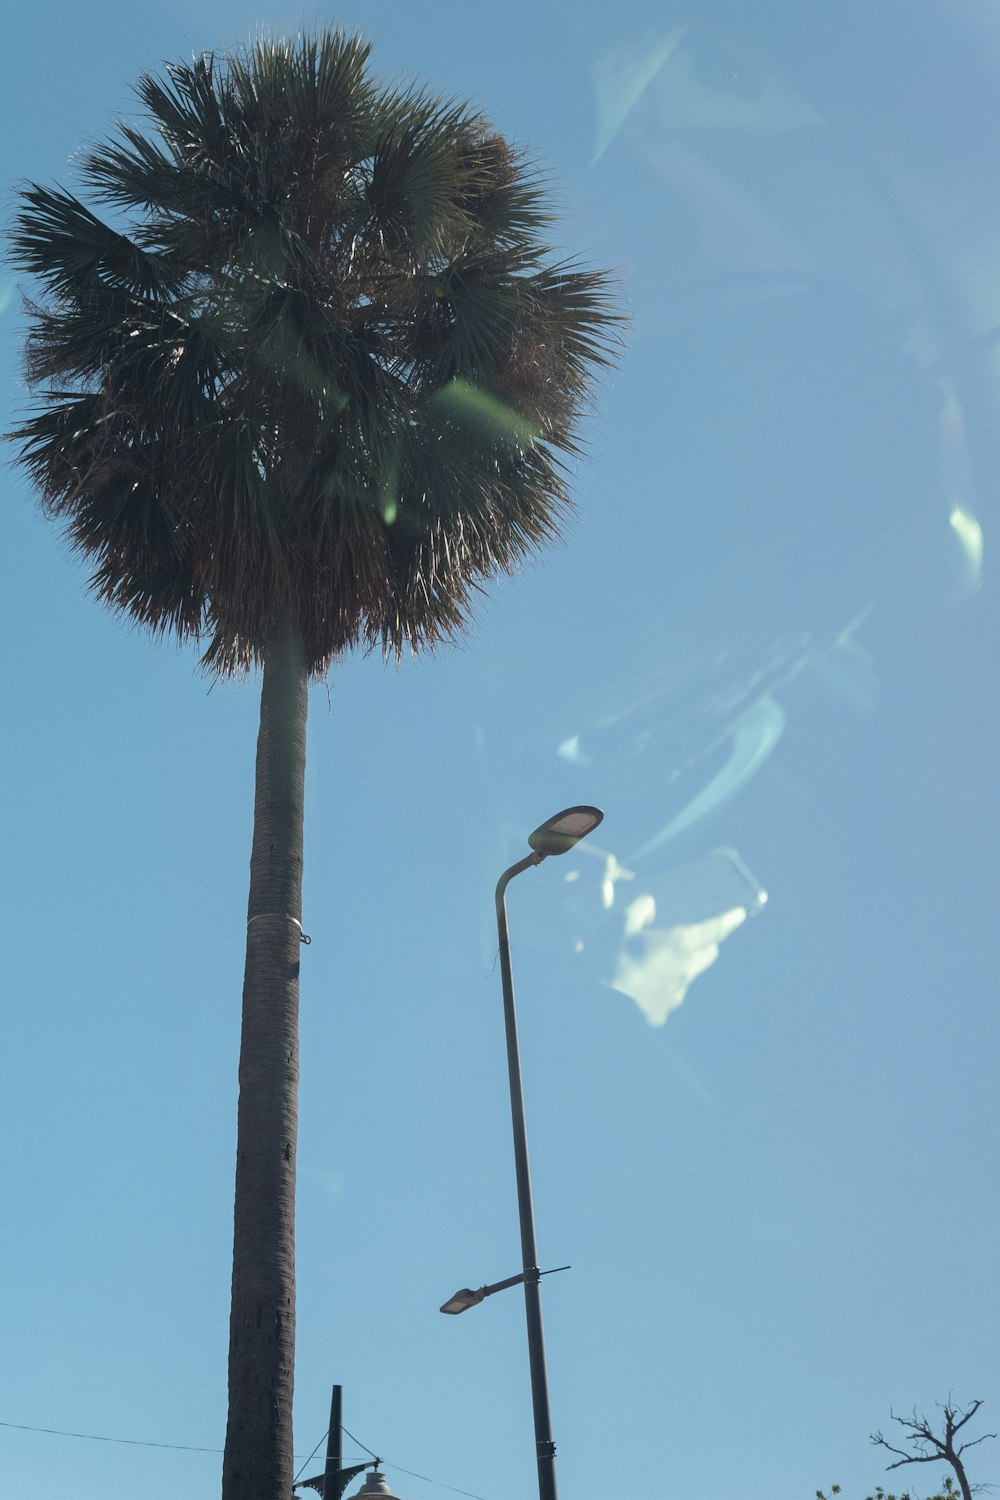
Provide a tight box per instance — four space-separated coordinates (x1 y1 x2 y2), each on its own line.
495 849 557 1500
490 803 603 1500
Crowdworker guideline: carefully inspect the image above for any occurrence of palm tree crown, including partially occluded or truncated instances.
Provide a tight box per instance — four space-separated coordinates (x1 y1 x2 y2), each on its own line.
11 31 619 676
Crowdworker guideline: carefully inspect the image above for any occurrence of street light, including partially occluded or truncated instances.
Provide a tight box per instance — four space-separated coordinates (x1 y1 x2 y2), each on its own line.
444 806 603 1500
440 1265 571 1315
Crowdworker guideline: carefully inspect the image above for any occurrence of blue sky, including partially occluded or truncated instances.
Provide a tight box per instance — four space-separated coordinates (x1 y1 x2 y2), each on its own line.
2 3 999 1499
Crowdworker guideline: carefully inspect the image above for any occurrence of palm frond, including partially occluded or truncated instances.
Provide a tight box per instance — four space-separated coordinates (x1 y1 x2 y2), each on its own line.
138 56 226 162
81 123 186 210
11 185 185 299
365 94 480 260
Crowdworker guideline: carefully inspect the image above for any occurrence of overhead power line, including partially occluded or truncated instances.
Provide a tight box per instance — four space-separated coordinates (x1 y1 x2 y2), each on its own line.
0 1419 222 1454
0 1417 490 1500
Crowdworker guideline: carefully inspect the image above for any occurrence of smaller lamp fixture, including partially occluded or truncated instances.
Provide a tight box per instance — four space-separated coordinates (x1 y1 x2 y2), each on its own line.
348 1471 403 1500
527 806 603 859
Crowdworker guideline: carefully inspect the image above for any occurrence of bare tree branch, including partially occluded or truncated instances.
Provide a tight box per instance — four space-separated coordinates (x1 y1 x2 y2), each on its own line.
950 1403 986 1439
960 1437 997 1458
882 1454 943 1471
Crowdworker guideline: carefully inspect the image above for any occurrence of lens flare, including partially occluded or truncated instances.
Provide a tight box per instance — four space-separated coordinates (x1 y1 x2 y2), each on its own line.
949 505 984 587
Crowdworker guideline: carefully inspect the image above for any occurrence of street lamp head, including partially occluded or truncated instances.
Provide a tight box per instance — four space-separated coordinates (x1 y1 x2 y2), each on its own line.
527 805 604 858
440 1286 487 1314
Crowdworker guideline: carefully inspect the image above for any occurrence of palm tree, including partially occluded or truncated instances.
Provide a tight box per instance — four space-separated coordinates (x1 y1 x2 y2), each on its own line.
9 31 619 1500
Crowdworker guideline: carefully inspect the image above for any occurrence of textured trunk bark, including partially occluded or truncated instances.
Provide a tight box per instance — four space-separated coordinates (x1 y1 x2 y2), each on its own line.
222 626 308 1500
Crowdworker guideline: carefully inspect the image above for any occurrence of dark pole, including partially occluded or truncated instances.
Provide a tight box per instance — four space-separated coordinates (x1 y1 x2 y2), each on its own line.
321 1384 343 1500
495 851 558 1500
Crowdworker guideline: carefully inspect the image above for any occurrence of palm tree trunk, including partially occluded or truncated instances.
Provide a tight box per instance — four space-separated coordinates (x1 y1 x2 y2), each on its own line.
223 624 308 1500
